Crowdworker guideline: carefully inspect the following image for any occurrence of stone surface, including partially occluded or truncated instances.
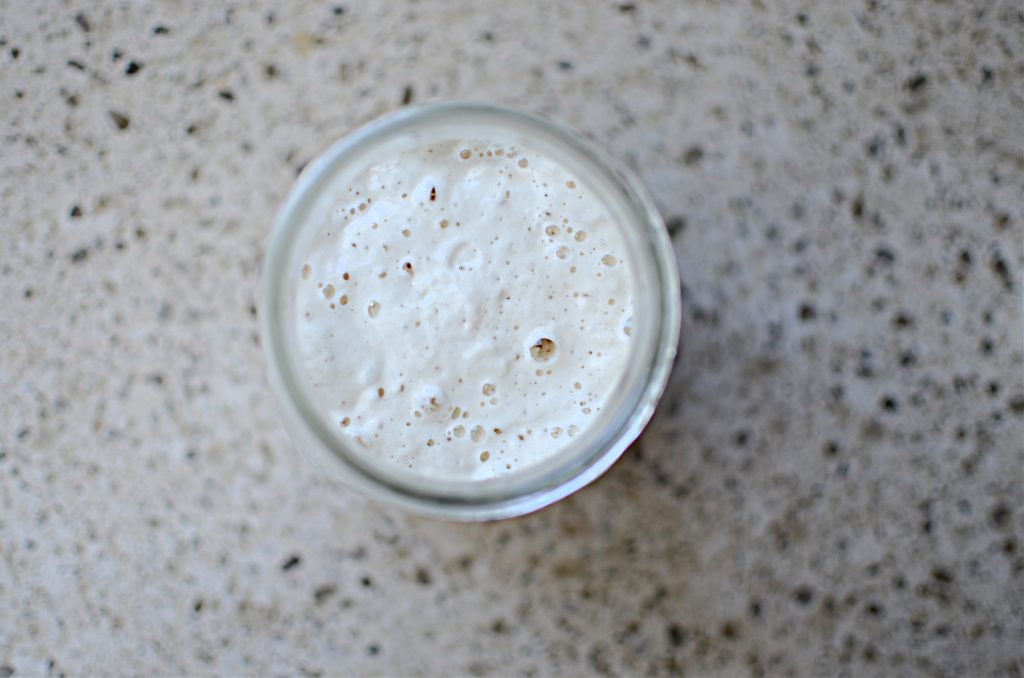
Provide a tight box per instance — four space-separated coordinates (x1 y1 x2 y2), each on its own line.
1 1 1022 675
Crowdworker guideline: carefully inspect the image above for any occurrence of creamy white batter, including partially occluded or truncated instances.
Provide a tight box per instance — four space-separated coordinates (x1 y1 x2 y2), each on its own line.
295 140 635 480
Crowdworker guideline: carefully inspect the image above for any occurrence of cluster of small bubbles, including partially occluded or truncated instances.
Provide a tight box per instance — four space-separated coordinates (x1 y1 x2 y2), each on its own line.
471 425 485 442
568 425 580 437
550 427 563 438
323 284 335 299
482 383 496 396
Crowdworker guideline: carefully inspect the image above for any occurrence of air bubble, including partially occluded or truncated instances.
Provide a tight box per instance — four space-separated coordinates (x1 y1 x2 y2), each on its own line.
323 284 335 299
482 383 496 396
601 255 618 266
530 338 556 361
545 225 560 237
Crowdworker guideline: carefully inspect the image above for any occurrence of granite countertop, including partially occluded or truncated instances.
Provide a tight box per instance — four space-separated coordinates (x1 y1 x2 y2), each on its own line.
1 1 1021 675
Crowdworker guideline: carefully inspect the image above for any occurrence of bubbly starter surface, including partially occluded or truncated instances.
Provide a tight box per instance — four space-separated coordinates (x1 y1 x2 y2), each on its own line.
295 140 635 480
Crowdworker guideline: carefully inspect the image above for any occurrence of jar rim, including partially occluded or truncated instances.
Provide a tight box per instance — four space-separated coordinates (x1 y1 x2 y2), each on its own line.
260 101 681 520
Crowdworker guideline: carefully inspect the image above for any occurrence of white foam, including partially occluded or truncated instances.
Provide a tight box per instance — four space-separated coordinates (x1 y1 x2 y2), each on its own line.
295 140 635 480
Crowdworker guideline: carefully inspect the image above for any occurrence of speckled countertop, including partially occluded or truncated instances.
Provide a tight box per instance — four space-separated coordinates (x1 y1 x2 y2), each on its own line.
1 1 1022 676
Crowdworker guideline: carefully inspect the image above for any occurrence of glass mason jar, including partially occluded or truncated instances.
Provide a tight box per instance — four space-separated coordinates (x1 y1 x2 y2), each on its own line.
260 102 680 521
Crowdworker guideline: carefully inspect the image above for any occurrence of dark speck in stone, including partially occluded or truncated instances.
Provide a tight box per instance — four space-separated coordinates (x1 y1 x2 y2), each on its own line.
866 135 884 157
793 586 815 605
666 216 687 236
874 246 896 263
70 205 82 218
415 567 431 585
1008 396 1024 414
798 303 816 321
0 666 13 678
667 623 686 646
796 12 808 24
67 59 85 71
401 84 413 105
109 111 130 130
851 193 864 219
16 428 29 439
332 5 346 15
491 619 508 634
111 48 123 61
900 351 916 367
361 576 373 587
989 503 1010 529
314 584 337 603
281 554 302 571
990 251 1013 290
866 602 884 616
683 146 704 165
264 64 278 79
193 599 203 612
71 248 88 263
10 48 20 59
218 89 235 101
734 430 748 447
905 73 928 92
636 35 651 49
125 61 142 75
720 621 740 640
367 644 380 656
152 25 170 35
75 13 90 31
618 3 636 12
823 441 839 457
481 31 494 42
881 396 898 412
24 288 33 298
557 60 573 70
892 312 913 328
931 567 954 583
